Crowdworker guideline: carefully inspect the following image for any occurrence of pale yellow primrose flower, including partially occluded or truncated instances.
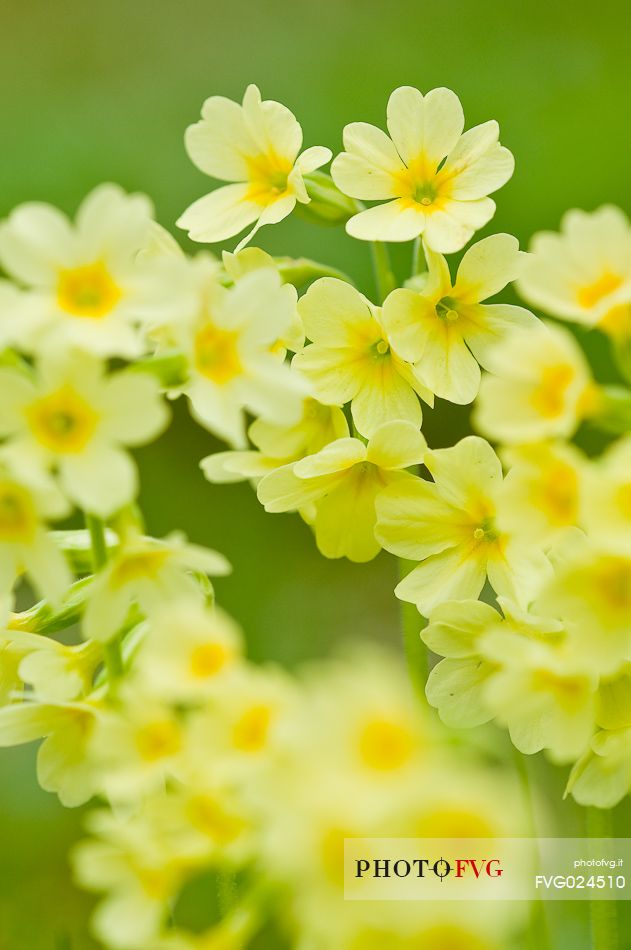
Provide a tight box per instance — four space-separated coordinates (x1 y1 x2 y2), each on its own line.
381 234 538 404
498 441 585 545
517 206 631 340
331 86 514 251
173 260 308 447
0 699 99 806
568 728 631 808
480 624 597 763
424 598 596 762
257 420 427 562
200 397 348 485
82 533 231 643
222 246 305 352
0 458 71 602
135 600 243 702
72 807 190 950
292 278 433 438
18 639 102 703
0 351 169 517
535 543 631 676
89 691 184 801
178 84 332 249
375 436 551 615
0 184 176 358
581 436 631 554
473 321 597 444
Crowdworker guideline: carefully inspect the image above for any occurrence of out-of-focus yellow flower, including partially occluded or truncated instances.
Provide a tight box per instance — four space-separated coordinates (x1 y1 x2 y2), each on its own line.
136 600 243 701
480 623 596 762
222 246 305 352
0 699 99 806
517 206 631 340
0 350 168 517
178 85 331 249
568 728 631 808
173 260 308 447
0 459 71 602
72 806 192 950
582 436 631 553
293 278 433 437
257 420 427 562
89 692 184 800
473 322 597 444
0 184 174 358
376 436 551 614
331 86 513 251
425 597 597 761
499 441 585 544
18 639 101 702
381 234 536 403
535 543 631 676
82 533 230 642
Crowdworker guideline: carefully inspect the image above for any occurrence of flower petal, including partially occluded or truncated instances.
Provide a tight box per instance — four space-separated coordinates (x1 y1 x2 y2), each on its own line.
177 185 260 244
331 122 405 199
346 200 426 242
454 233 525 303
386 86 464 168
366 420 427 470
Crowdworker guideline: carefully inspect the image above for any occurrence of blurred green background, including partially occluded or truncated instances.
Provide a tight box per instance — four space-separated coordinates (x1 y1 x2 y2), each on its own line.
1 0 631 946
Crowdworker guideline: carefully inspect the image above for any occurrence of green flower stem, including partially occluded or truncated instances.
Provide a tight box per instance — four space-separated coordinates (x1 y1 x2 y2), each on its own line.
586 807 618 950
397 558 428 704
85 513 123 689
512 749 552 950
411 236 427 277
612 337 631 386
370 242 397 304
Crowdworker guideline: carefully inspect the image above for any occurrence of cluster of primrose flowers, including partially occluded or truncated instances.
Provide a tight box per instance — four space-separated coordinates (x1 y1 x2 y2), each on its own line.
0 82 629 948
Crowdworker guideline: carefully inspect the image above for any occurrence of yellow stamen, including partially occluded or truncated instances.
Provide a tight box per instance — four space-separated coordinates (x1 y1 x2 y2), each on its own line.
135 719 181 762
530 364 575 418
358 717 414 771
26 385 99 453
0 481 37 543
194 324 242 384
232 704 273 752
189 642 232 679
576 271 623 309
57 261 121 318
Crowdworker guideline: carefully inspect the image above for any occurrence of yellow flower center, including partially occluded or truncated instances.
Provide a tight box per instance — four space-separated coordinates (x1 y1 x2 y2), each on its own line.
530 364 575 418
540 462 579 525
232 703 273 752
472 516 499 544
26 385 99 453
186 794 245 844
370 337 390 359
436 297 459 322
110 548 171 586
189 642 232 679
0 480 37 543
245 153 293 206
592 558 631 613
576 271 623 310
135 864 178 900
531 668 589 710
358 717 414 771
616 483 631 520
135 719 181 762
394 158 452 211
57 261 122 318
598 303 631 341
194 324 242 384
